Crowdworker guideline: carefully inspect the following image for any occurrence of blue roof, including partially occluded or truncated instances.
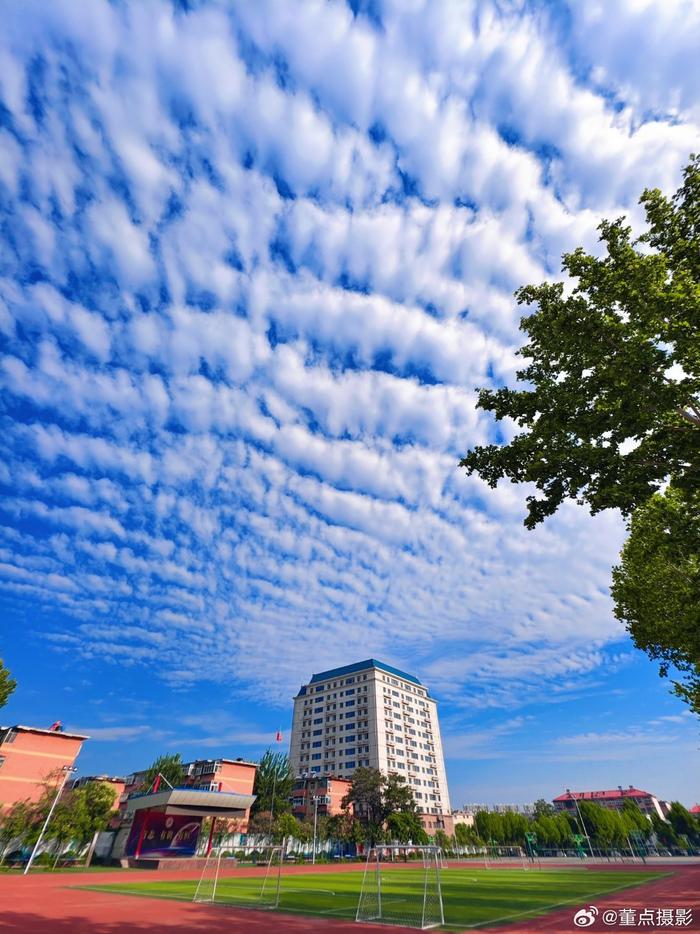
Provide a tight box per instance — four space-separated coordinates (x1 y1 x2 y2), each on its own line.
308 659 422 686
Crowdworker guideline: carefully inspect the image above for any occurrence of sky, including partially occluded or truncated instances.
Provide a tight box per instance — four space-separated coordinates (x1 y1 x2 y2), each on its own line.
0 0 699 809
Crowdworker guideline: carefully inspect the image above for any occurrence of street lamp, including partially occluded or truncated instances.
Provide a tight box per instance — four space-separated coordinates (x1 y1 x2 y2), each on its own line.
25 765 78 875
566 788 594 858
311 795 322 865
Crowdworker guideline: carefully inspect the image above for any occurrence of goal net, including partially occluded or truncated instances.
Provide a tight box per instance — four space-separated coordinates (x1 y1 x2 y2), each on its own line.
483 845 528 869
193 844 284 910
356 845 444 929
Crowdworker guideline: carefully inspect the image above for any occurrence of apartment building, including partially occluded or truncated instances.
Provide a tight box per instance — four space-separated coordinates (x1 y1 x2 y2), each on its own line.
0 724 88 811
290 775 352 822
289 659 451 832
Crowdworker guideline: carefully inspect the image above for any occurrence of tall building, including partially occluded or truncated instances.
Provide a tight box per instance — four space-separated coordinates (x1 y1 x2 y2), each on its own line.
0 724 88 812
289 659 451 833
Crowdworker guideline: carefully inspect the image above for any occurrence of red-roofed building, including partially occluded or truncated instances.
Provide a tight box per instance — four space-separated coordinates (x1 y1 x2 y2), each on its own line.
690 804 700 815
553 787 670 821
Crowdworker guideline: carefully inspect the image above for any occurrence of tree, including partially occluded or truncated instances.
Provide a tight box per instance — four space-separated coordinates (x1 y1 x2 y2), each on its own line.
612 486 700 713
342 768 419 845
272 812 304 846
462 155 699 529
0 659 16 709
533 799 555 818
140 753 183 791
666 802 700 844
0 800 33 861
386 811 428 844
461 155 700 710
251 750 293 817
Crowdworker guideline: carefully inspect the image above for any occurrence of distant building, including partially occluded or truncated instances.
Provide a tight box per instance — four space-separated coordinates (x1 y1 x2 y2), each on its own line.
291 774 352 822
461 802 535 816
553 787 670 821
289 659 452 835
451 810 475 827
0 724 88 812
121 757 257 831
689 804 700 815
110 756 258 861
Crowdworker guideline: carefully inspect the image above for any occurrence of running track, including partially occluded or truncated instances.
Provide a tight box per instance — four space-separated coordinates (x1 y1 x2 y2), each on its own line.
1 860 698 932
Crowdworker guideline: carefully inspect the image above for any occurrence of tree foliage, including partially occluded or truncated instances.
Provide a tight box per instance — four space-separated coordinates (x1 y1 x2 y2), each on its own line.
612 486 700 713
341 767 419 844
461 155 700 529
139 753 184 791
0 659 16 709
251 750 293 816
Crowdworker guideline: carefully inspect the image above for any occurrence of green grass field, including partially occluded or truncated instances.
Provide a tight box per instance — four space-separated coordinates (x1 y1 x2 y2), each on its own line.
85 866 666 929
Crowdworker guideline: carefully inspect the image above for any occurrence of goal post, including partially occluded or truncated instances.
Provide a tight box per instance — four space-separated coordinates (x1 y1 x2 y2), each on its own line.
356 845 445 930
193 844 284 910
483 844 528 869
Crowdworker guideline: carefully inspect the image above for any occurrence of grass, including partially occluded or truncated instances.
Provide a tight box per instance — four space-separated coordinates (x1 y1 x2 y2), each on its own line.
84 865 666 929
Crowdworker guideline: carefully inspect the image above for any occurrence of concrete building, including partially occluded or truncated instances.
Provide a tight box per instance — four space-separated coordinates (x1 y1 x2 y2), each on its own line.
0 724 88 812
289 659 452 834
553 787 671 821
291 775 352 822
121 757 257 831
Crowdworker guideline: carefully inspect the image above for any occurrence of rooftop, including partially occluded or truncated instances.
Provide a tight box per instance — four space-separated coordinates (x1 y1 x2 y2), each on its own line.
307 659 422 686
1 724 89 741
553 788 654 802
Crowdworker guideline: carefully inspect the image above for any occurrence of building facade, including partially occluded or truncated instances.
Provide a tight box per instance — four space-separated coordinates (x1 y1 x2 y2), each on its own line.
120 757 257 830
553 787 670 821
289 659 451 832
291 775 352 822
0 724 87 812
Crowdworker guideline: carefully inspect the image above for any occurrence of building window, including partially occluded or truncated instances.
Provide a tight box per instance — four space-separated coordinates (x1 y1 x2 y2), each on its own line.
312 742 322 748
312 754 322 760
345 761 356 769
0 755 4 769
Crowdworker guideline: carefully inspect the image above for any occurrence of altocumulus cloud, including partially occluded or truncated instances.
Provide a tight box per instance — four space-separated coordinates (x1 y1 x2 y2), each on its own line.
1 0 699 708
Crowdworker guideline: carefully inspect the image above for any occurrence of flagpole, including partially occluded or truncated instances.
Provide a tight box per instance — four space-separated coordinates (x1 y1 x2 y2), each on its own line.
268 729 283 835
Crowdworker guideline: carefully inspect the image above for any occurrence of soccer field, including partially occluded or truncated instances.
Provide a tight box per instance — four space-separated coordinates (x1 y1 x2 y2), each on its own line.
85 866 666 929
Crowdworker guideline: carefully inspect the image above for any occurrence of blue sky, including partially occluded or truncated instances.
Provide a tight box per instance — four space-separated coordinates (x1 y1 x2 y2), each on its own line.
1 0 698 808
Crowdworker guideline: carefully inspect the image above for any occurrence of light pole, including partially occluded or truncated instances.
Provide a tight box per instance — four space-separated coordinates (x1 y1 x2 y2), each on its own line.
25 765 77 875
311 795 328 864
566 788 594 858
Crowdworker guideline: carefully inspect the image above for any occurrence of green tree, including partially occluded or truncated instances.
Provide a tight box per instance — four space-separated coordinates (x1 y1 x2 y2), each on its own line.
386 811 428 844
251 750 293 816
0 659 16 709
0 800 33 861
461 156 700 710
612 487 700 713
666 802 700 843
342 768 419 845
461 155 700 529
273 812 304 845
139 753 183 791
533 799 555 818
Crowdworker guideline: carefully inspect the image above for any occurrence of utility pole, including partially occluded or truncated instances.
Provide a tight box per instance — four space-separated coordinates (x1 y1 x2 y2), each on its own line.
25 766 77 875
311 795 324 865
566 788 594 858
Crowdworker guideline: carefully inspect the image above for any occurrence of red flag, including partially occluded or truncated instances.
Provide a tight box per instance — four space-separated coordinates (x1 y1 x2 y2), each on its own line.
275 730 282 743
152 774 161 793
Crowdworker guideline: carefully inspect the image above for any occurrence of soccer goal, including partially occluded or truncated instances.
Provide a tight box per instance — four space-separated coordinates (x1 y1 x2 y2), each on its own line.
483 845 528 869
356 845 444 929
193 844 284 910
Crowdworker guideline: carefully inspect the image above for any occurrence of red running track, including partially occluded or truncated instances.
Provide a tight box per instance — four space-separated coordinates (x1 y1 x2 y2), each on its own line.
1 860 698 933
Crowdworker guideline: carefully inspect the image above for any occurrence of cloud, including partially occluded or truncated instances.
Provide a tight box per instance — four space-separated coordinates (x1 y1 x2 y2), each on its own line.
0 0 695 730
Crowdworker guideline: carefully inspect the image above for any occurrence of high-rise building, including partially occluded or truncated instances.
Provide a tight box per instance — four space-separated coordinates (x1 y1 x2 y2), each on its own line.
289 659 452 833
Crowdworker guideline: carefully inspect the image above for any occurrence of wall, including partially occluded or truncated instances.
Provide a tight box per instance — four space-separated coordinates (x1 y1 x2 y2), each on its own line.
0 729 84 811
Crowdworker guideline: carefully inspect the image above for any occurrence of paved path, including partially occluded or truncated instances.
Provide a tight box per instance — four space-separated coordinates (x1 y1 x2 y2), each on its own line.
0 861 697 932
